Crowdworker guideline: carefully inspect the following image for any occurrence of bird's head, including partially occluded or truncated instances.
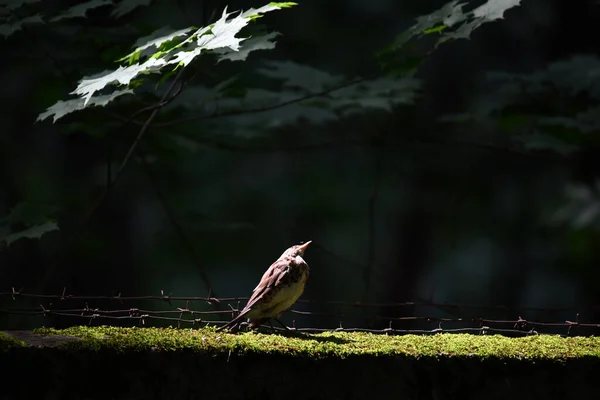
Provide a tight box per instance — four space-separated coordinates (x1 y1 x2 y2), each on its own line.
280 241 312 259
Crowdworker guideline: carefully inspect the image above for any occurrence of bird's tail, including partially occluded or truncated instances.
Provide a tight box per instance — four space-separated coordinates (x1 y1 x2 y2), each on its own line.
216 312 248 332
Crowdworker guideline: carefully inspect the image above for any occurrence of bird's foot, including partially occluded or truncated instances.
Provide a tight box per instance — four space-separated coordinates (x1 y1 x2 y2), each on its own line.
272 319 308 337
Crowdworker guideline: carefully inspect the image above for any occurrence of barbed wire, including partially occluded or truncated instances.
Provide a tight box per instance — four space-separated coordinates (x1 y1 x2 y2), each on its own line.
3 287 599 312
1 287 599 337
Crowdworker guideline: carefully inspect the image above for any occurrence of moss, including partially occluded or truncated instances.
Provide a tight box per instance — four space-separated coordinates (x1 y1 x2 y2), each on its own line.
0 331 27 350
3 327 600 399
28 326 600 360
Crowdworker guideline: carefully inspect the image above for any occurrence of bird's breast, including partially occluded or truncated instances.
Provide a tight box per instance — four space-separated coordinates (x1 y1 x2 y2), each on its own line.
268 274 307 314
247 260 309 319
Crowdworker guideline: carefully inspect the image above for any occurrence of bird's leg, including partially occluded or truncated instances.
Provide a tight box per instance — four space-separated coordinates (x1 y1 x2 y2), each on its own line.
274 318 291 331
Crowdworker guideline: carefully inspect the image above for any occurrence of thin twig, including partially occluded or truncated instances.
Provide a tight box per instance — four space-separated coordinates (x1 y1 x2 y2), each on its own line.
77 76 185 230
125 77 368 128
43 73 186 289
143 133 576 162
138 152 217 298
363 151 382 302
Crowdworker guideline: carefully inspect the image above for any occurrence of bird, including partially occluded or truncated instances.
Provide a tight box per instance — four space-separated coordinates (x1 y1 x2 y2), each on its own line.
217 241 312 332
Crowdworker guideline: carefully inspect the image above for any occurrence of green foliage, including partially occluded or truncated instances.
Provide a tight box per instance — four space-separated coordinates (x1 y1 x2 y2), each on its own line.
443 55 600 230
5 0 525 260
112 0 153 18
400 0 520 47
34 0 516 124
0 202 59 249
1 222 58 246
378 0 522 74
50 0 113 22
447 55 600 153
0 0 41 10
168 61 421 138
553 182 600 230
37 89 134 123
37 3 297 122
0 13 42 37
0 0 153 38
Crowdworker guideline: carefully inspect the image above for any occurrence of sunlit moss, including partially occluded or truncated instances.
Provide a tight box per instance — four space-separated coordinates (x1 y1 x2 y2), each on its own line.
26 326 600 360
0 331 27 350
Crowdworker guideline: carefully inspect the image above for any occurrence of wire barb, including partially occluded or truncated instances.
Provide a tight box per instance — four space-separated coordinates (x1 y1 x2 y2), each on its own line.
1 289 599 337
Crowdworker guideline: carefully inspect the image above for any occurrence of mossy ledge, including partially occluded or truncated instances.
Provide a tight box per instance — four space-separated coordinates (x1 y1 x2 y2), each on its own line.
0 331 27 350
4 326 600 360
1 326 600 400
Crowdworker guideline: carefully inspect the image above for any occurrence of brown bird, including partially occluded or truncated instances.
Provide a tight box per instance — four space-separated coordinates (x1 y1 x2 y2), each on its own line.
217 241 312 332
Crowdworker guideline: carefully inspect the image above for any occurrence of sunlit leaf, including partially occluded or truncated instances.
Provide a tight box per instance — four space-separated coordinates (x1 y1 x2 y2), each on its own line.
37 89 134 122
216 31 280 62
39 2 297 122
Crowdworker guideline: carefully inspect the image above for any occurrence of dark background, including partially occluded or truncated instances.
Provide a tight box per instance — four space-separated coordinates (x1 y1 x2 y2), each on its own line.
1 0 600 332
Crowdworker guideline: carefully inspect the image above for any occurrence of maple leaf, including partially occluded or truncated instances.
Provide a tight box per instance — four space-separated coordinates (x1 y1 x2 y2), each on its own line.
38 2 297 122
3 222 59 246
0 0 41 10
0 14 42 38
121 26 193 62
215 32 281 62
50 0 113 22
73 58 165 105
392 0 522 50
257 61 344 92
168 3 296 67
176 61 420 138
473 0 522 20
36 89 133 122
112 0 152 18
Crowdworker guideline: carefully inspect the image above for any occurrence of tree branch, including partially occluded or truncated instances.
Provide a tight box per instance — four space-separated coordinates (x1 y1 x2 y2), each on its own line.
113 77 368 128
138 152 217 299
78 74 185 229
43 72 187 288
162 133 576 162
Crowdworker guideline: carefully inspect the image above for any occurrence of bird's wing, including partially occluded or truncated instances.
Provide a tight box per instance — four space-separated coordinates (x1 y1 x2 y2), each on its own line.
217 257 297 331
241 257 291 312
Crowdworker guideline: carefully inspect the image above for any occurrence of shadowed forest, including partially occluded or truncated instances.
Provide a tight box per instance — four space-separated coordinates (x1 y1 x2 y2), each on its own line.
1 0 600 332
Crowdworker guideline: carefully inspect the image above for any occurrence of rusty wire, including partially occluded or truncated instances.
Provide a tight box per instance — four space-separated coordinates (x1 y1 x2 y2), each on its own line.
1 287 599 336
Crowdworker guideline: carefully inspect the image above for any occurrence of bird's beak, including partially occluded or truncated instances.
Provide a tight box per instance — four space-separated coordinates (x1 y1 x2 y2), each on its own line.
298 240 312 251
